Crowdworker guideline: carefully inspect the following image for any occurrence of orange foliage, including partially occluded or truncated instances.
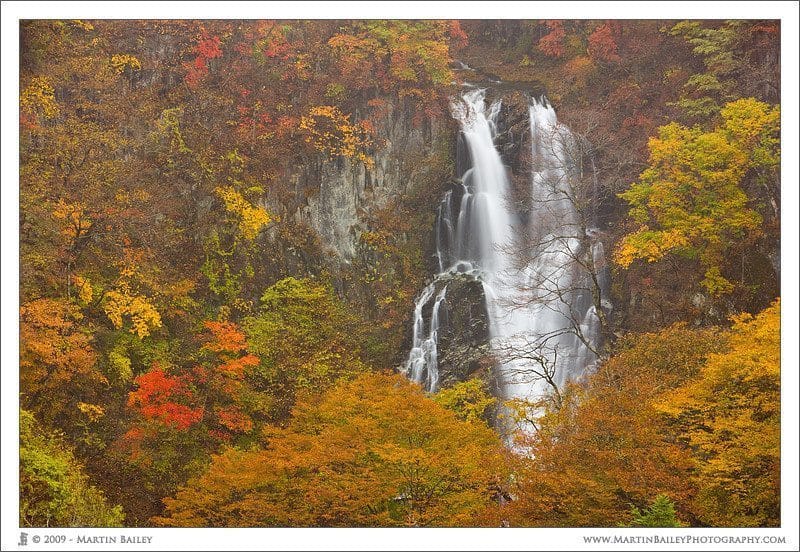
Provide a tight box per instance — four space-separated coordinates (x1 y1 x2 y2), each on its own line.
449 21 469 50
203 320 248 353
156 373 508 527
214 405 253 433
20 299 106 426
507 324 726 527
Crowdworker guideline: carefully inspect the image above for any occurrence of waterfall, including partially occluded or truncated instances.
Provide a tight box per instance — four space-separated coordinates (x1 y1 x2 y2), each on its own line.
404 88 609 434
405 283 447 392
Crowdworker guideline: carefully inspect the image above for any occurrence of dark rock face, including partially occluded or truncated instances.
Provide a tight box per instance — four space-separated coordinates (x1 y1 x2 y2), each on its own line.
432 273 491 389
493 91 532 175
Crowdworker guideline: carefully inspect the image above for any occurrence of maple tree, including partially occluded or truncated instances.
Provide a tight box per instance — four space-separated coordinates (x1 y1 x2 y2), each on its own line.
506 323 726 526
156 372 508 527
658 300 781 527
538 20 567 58
19 299 107 438
587 23 621 63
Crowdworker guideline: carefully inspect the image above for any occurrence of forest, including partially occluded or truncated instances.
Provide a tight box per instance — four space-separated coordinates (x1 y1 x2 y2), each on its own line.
17 19 781 529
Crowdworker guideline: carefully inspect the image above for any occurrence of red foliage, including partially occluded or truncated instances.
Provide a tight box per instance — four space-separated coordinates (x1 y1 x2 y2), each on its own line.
196 35 222 60
128 366 203 430
253 23 293 61
587 23 621 63
750 22 779 36
538 20 566 58
185 33 223 88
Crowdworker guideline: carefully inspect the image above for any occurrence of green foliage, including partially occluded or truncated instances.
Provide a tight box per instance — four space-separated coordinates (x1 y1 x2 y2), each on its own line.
244 277 369 419
434 379 496 424
201 231 242 306
625 494 685 528
20 410 125 527
668 20 772 119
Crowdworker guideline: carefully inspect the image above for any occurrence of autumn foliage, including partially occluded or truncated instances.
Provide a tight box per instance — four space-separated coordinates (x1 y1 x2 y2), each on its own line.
128 367 203 430
18 19 780 529
156 373 508 527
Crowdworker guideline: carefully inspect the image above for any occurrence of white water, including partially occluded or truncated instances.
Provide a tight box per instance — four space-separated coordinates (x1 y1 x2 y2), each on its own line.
405 283 447 392
405 89 607 432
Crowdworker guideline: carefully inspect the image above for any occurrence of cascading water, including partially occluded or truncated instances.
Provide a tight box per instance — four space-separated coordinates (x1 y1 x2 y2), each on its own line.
404 87 609 433
405 283 447 392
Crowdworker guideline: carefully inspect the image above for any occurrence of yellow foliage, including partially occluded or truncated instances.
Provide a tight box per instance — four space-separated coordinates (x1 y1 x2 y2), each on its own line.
103 285 162 338
70 19 94 31
52 199 92 239
434 379 496 424
214 186 272 240
657 299 780 526
77 402 105 422
110 54 142 74
299 105 374 168
73 275 94 303
21 76 60 120
614 99 776 295
614 228 690 268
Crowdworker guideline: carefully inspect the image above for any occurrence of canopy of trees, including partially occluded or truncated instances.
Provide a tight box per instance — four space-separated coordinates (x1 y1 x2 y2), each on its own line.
155 373 508 527
17 19 781 529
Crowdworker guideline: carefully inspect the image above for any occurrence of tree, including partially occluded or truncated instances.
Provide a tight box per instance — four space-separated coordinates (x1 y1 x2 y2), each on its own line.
587 23 621 63
20 409 125 527
155 373 508 527
658 299 780 527
506 323 726 527
538 21 567 58
105 319 268 523
243 277 370 420
625 494 685 528
615 98 778 296
670 21 780 120
434 379 497 424
19 299 107 438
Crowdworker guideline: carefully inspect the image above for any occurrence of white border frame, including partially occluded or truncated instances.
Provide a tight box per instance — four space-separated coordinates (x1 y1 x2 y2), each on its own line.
2 2 798 551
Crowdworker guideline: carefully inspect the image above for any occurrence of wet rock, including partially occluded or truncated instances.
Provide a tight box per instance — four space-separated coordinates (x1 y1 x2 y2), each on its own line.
434 272 491 389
